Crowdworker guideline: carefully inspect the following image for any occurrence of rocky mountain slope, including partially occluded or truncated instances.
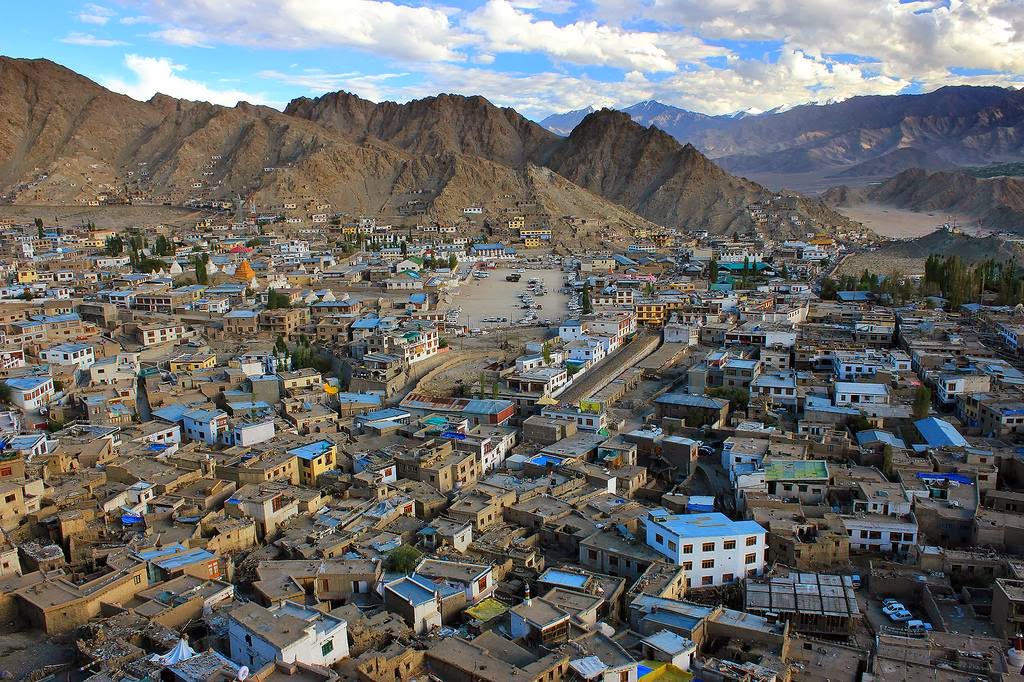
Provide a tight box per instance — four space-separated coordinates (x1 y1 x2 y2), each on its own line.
538 106 596 136
543 87 1024 177
824 168 1024 231
0 56 849 238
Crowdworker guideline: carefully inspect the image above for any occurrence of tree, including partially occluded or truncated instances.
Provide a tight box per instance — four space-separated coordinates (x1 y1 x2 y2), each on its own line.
0 383 10 405
384 545 422 574
913 385 932 419
274 335 288 355
491 381 499 399
708 258 719 283
154 235 174 256
105 235 124 256
400 240 408 256
448 254 458 270
34 217 43 239
542 341 552 365
582 285 593 315
193 254 209 285
882 444 895 478
267 288 290 309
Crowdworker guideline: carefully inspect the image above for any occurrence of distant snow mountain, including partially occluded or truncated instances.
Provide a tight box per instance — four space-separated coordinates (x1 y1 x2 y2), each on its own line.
540 88 1024 177
538 105 596 136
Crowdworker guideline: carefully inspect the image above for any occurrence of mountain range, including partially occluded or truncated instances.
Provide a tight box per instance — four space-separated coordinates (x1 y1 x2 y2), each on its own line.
0 56 853 242
823 168 1024 231
541 88 1024 177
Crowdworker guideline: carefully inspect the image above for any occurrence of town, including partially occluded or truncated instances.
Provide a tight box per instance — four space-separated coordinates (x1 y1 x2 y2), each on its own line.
0 202 1022 682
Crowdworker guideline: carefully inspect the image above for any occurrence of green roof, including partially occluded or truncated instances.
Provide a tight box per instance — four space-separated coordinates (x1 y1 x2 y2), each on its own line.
764 459 829 481
465 597 508 622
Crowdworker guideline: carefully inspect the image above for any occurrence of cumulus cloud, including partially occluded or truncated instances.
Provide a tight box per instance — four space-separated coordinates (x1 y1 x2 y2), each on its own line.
146 27 210 47
258 69 408 102
103 54 267 106
141 0 464 62
61 32 127 47
78 3 114 24
465 0 724 71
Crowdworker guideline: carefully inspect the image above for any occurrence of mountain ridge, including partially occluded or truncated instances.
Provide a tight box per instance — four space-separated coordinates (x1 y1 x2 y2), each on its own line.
0 56 852 240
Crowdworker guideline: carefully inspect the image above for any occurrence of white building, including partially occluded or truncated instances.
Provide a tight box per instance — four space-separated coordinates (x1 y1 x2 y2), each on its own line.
644 509 767 588
5 375 54 412
40 342 95 370
834 382 889 407
227 600 349 669
840 513 918 554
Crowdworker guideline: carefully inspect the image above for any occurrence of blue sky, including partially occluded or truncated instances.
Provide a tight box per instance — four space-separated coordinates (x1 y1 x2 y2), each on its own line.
6 1 1023 119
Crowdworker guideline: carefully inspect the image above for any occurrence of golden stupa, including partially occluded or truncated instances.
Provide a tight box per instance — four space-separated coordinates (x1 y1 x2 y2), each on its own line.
233 258 256 282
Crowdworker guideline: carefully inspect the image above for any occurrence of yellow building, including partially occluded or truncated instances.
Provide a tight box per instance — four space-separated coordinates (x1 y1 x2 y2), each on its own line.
16 268 37 284
523 237 542 248
169 351 217 373
519 226 552 243
635 301 667 326
88 229 115 248
287 440 338 486
508 216 525 231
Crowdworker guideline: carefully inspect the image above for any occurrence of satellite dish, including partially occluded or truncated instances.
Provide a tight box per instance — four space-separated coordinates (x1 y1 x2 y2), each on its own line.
237 667 250 681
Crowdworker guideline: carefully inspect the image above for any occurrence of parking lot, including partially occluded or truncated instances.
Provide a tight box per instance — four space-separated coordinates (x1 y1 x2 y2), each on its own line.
441 266 572 329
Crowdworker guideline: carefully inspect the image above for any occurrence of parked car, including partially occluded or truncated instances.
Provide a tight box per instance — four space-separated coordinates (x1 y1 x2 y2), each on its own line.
882 598 901 608
887 608 913 622
907 620 933 633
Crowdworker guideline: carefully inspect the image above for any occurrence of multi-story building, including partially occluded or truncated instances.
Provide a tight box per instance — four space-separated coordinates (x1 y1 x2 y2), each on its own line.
644 509 767 587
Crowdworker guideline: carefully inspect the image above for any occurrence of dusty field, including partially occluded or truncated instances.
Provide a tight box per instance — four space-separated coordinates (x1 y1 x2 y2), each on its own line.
440 266 572 329
0 204 215 230
835 203 985 239
417 327 551 395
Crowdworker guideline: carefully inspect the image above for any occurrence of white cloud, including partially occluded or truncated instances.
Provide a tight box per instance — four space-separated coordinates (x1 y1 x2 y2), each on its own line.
465 0 725 72
78 3 114 24
637 0 1024 82
60 32 127 47
259 69 408 102
104 54 267 106
141 0 464 62
146 27 211 47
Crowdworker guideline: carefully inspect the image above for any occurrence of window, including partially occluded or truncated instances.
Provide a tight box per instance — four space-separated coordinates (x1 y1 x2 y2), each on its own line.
321 640 334 656
745 553 756 564
723 540 736 550
722 573 734 583
701 576 713 586
683 561 692 571
746 536 757 546
702 542 715 552
245 635 252 645
668 541 677 552
134 575 142 585
701 559 715 569
2 494 13 503
655 533 664 545
683 544 693 554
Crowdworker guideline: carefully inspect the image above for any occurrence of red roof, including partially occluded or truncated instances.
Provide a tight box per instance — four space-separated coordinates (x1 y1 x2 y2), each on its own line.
229 245 253 254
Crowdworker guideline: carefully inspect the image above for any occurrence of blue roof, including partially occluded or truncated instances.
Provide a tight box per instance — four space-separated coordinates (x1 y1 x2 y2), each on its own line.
352 318 381 330
409 293 427 304
648 511 765 539
5 376 51 391
836 290 873 302
654 393 728 409
856 429 907 449
539 569 589 589
915 417 968 448
138 543 188 561
7 434 44 450
335 392 382 405
471 243 506 251
360 407 409 421
153 548 216 570
47 342 92 353
224 309 259 318
183 408 226 423
463 399 514 415
153 404 192 423
386 576 436 605
287 440 333 461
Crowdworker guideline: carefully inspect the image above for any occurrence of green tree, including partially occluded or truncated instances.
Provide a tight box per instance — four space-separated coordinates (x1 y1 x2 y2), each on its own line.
0 383 10 405
193 254 209 285
542 341 552 364
913 385 932 419
582 285 593 315
400 240 408 256
267 288 290 309
491 381 499 399
154 235 174 256
708 258 719 282
34 217 43 238
384 545 422 574
882 444 895 478
105 235 124 256
448 254 458 270
274 335 288 355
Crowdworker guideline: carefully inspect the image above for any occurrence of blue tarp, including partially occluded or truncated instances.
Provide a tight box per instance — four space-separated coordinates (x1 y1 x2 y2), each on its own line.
917 472 973 485
121 514 144 525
